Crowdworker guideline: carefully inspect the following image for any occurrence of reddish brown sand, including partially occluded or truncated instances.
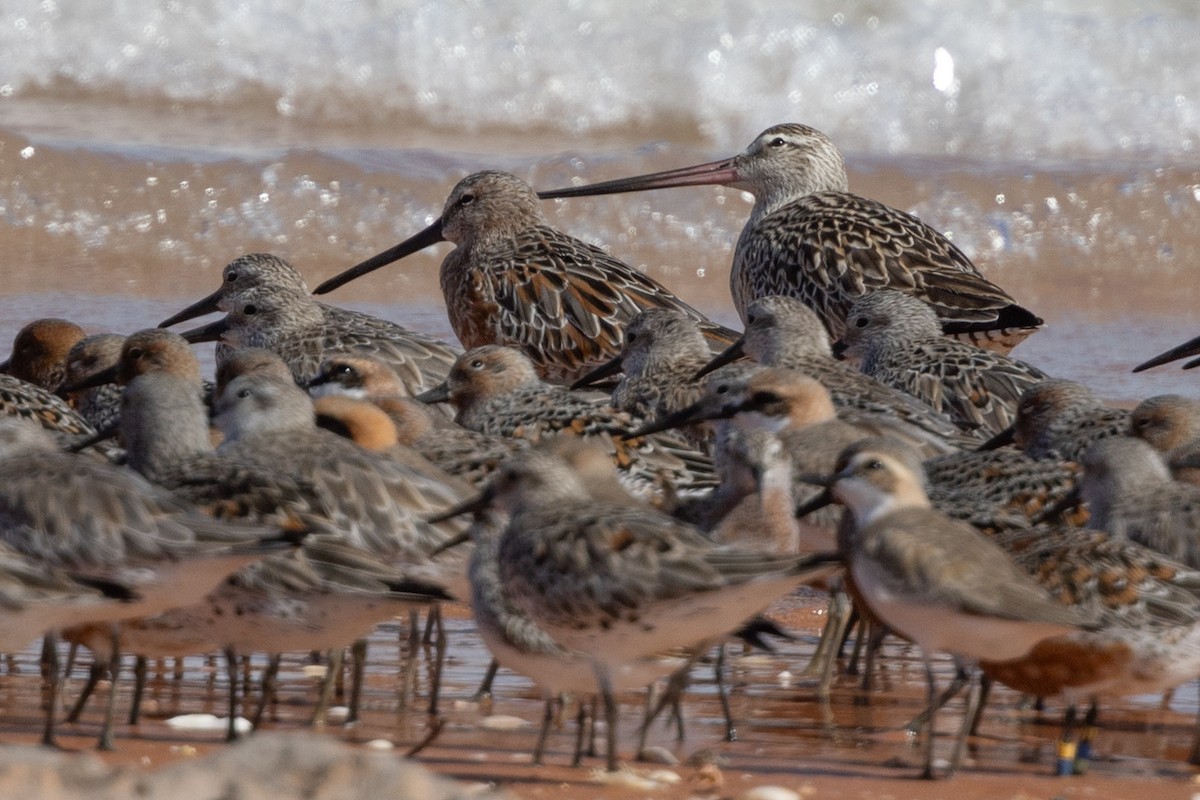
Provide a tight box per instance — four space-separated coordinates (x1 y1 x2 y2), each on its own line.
2 592 1197 799
1 111 1199 798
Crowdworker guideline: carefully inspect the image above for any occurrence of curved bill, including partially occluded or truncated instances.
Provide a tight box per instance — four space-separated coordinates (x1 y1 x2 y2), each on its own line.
313 219 446 296
1029 486 1081 526
414 381 451 405
570 353 624 391
1131 333 1200 373
694 337 745 380
425 488 493 526
159 287 223 329
976 425 1015 452
537 156 740 200
178 316 231 345
58 363 120 395
621 393 733 440
65 422 119 453
794 486 835 518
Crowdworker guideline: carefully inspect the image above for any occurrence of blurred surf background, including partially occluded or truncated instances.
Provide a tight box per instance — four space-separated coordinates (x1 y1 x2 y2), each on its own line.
1 0 1198 397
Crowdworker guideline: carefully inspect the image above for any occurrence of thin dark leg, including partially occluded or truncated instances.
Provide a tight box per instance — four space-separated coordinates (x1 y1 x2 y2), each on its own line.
1074 700 1098 775
594 665 620 772
128 656 148 725
348 638 367 725
41 634 61 748
473 658 500 702
97 626 121 751
252 654 282 730
572 698 589 767
312 649 342 727
920 657 938 780
66 660 106 723
223 647 241 742
947 663 979 776
1056 704 1079 776
714 644 735 742
967 673 993 737
532 697 556 765
426 625 448 718
907 662 969 734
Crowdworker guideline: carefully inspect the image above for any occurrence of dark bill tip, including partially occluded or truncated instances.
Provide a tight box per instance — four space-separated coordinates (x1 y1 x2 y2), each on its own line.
312 219 446 296
178 316 231 345
976 425 1016 452
58 363 121 395
570 354 624 391
1132 334 1200 373
414 381 451 405
159 288 223 329
794 486 835 518
693 338 746 380
537 156 740 200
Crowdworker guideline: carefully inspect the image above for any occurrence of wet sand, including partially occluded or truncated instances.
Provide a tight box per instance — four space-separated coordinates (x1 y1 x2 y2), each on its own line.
2 594 1197 799
1 109 1200 796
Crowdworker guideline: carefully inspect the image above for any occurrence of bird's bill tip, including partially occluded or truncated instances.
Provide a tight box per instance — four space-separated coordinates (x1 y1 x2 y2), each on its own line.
1131 334 1200 373
794 486 835 518
976 425 1016 452
537 156 740 200
159 288 223 329
312 218 446 296
621 399 723 440
58 363 121 395
414 382 451 405
694 338 745 380
178 316 231 345
570 354 624 391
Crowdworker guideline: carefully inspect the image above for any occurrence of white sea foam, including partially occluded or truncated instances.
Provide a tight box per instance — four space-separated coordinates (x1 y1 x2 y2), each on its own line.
1 0 1196 161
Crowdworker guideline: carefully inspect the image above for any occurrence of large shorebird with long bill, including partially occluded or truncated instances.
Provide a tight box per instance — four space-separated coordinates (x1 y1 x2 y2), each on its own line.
313 171 737 385
539 123 1042 351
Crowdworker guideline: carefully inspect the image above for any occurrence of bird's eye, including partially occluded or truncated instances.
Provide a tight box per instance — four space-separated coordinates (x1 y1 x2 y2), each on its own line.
225 271 238 283
470 359 484 370
244 304 258 316
714 383 730 395
768 137 787 147
854 316 868 328
864 459 884 471
237 388 251 399
334 364 355 376
749 390 779 407
459 193 476 206
128 347 144 360
626 332 637 343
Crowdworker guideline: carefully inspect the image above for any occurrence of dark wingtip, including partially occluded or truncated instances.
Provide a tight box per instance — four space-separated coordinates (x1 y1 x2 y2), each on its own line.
939 304 1044 337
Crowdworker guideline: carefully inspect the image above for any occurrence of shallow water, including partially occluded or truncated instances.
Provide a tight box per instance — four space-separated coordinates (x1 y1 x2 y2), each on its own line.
1 3 1199 793
3 597 1197 798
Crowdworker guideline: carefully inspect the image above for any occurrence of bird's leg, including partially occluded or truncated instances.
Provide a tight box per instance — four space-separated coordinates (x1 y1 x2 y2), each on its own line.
946 661 979 777
252 654 281 730
97 625 122 751
920 656 938 780
128 656 148 725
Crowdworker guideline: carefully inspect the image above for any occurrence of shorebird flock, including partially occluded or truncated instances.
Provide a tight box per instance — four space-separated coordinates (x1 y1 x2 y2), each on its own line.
3 122 1200 781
